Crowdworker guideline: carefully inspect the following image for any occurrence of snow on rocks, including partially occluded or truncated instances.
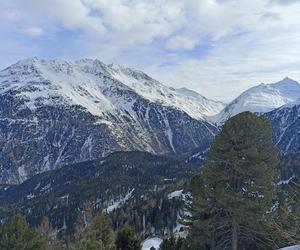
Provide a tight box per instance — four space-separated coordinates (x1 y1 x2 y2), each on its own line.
1 57 223 121
141 237 163 250
211 77 300 124
168 189 184 199
104 188 135 213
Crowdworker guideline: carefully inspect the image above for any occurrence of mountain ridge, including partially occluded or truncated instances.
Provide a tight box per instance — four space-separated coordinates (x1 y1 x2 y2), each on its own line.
1 57 224 120
0 57 218 184
210 77 300 124
1 57 300 184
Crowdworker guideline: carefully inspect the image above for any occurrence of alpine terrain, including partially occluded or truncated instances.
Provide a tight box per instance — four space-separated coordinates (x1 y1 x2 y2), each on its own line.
211 77 300 124
0 58 222 184
263 99 300 155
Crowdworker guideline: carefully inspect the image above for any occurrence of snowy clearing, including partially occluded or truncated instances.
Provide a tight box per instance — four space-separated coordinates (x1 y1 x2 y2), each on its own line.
142 237 163 250
278 245 300 250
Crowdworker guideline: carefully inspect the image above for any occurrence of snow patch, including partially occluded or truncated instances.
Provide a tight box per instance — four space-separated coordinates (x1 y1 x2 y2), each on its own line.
168 189 184 199
104 188 135 213
141 237 163 250
278 175 295 185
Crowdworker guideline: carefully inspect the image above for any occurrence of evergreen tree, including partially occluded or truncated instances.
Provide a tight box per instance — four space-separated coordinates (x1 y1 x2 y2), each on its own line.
91 213 116 250
68 213 116 250
116 224 141 250
268 178 300 247
189 112 278 250
69 231 105 250
37 216 60 248
0 214 47 250
74 201 94 240
160 236 187 250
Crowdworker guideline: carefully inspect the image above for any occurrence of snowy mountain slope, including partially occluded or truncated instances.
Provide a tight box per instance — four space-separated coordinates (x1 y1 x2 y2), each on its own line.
211 77 300 124
0 58 223 120
176 87 225 117
263 98 300 155
107 64 225 119
0 58 217 184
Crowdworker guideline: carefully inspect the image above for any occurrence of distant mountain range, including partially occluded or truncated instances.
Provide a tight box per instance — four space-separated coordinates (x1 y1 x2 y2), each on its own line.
211 77 300 124
1 57 300 184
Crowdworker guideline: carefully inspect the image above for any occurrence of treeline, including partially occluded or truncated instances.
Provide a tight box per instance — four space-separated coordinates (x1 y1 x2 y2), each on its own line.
162 112 300 249
2 112 300 250
0 213 141 250
110 189 184 234
0 151 195 237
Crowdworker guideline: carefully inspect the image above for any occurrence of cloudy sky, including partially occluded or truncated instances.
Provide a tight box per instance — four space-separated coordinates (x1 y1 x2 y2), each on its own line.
1 0 300 101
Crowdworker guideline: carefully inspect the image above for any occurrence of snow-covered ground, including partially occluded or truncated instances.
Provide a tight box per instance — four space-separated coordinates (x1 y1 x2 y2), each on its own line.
278 175 295 185
141 238 300 250
278 245 300 250
141 237 163 250
103 188 135 213
168 189 184 199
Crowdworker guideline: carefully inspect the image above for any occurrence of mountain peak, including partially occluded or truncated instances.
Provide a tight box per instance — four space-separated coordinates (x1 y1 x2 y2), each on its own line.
0 57 225 121
274 77 299 88
282 76 294 81
0 58 219 184
211 77 300 124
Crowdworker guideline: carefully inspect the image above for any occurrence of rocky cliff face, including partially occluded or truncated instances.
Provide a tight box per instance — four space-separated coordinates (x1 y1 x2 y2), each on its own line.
263 100 300 155
0 58 218 184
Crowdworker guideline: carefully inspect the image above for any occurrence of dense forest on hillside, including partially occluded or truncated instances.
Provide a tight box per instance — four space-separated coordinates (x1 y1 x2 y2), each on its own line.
0 151 194 238
1 113 300 250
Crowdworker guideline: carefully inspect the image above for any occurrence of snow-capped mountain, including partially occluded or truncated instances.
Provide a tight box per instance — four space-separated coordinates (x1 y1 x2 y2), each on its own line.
263 99 300 155
176 87 225 117
108 64 225 119
211 77 300 124
0 58 218 184
0 58 223 120
2 57 300 184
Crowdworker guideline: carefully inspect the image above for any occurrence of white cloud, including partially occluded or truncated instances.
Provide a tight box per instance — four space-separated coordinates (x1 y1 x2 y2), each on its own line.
166 36 198 50
1 0 300 101
270 0 300 6
24 26 43 37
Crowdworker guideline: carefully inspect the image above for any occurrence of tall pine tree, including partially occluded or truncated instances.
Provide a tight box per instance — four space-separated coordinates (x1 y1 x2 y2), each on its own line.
116 224 141 250
0 214 47 250
189 112 278 250
67 213 116 250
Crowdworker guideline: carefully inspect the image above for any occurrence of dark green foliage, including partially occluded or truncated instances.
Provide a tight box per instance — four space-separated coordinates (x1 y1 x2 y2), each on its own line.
0 151 195 237
0 214 47 250
90 214 116 249
68 231 105 250
67 213 116 250
268 178 300 248
160 236 187 250
110 187 184 234
37 216 62 249
189 112 279 249
116 224 141 250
